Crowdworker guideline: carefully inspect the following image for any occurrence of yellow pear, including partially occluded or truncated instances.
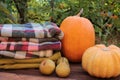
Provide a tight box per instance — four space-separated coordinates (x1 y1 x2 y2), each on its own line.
56 57 70 77
39 59 55 75
57 57 69 65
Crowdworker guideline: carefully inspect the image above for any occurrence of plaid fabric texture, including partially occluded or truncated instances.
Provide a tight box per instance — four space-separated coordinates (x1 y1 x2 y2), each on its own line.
0 41 61 51
0 22 64 39
0 22 63 59
0 50 53 59
0 37 59 43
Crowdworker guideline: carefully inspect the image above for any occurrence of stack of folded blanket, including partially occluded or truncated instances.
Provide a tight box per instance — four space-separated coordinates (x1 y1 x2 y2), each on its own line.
0 22 63 69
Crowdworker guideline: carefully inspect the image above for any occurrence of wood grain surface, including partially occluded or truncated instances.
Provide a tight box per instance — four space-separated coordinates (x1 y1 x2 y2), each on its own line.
0 63 120 80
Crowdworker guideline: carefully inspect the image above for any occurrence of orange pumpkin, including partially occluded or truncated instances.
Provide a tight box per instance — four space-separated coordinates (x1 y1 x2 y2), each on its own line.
82 44 120 78
60 9 95 62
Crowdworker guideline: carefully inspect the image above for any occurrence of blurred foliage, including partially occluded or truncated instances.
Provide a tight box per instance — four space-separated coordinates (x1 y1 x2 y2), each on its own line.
0 0 120 45
0 1 16 23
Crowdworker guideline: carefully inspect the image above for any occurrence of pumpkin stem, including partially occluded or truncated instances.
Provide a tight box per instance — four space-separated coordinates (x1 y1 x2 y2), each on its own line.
76 8 83 16
102 48 109 51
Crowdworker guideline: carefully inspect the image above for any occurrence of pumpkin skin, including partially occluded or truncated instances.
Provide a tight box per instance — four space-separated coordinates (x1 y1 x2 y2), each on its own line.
82 44 120 78
60 12 95 62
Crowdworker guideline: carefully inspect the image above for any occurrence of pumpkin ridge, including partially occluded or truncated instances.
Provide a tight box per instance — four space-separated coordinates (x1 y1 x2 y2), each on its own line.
111 50 120 77
82 47 97 71
98 50 110 78
86 50 99 76
108 53 115 78
106 52 115 78
92 49 103 77
115 52 120 76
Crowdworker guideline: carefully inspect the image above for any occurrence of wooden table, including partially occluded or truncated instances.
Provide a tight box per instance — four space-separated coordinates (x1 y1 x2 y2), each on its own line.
0 63 120 80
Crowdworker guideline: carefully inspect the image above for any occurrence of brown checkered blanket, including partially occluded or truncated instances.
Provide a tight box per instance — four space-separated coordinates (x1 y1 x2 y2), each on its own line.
0 41 61 51
0 50 53 59
0 37 59 43
0 22 64 39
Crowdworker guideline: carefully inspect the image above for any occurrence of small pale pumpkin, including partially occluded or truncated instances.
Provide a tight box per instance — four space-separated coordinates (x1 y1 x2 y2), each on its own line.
82 44 120 78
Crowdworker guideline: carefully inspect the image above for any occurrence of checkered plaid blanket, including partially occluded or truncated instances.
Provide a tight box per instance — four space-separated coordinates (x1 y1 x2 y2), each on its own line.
0 50 53 59
0 37 59 43
0 41 61 51
0 22 64 39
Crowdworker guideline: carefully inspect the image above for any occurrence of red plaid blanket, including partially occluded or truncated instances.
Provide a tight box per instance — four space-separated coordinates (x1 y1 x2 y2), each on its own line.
0 22 64 39
0 50 53 59
0 37 59 43
0 41 61 51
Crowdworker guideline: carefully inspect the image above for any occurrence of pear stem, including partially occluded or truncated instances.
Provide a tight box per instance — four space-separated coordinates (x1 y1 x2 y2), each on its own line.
76 8 83 16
